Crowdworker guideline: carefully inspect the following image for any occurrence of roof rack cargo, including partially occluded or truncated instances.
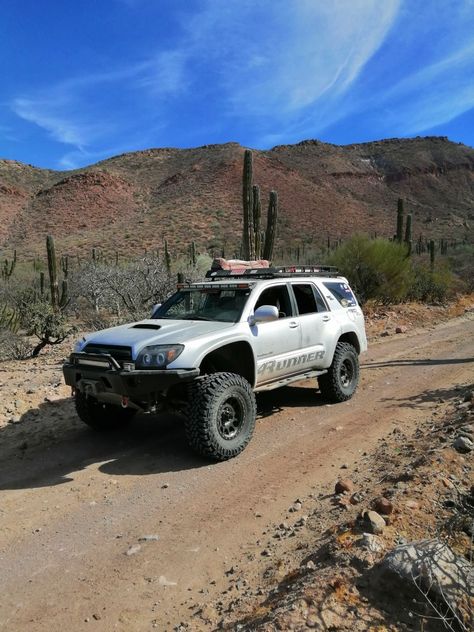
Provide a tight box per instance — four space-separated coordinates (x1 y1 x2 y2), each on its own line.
206 264 340 279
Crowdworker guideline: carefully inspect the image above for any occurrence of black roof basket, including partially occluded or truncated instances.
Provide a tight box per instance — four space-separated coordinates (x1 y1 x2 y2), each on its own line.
206 264 340 279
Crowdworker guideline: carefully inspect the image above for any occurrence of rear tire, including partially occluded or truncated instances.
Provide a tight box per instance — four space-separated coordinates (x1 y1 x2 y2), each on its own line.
318 342 359 403
75 392 136 430
185 372 256 461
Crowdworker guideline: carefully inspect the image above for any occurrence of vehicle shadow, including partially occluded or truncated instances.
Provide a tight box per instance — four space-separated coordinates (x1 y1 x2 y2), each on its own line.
257 383 326 418
0 398 205 491
0 383 327 491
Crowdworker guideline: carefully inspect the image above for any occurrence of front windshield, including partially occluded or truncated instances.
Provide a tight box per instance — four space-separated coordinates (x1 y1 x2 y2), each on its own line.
153 288 250 323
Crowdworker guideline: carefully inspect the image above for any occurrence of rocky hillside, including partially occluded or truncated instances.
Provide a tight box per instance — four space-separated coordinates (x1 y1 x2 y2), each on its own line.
0 136 473 260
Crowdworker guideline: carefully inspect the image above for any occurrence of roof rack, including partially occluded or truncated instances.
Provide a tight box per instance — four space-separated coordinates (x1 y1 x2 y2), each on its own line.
206 264 340 279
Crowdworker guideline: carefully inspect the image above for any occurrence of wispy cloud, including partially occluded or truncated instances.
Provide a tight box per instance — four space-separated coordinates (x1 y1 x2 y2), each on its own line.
13 97 93 147
376 41 474 133
9 51 190 167
182 0 401 116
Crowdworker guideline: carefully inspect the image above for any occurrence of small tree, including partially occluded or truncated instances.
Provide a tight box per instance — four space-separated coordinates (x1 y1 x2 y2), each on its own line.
328 234 413 304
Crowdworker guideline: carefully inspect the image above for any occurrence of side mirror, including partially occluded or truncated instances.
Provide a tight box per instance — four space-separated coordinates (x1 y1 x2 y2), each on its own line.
250 305 279 326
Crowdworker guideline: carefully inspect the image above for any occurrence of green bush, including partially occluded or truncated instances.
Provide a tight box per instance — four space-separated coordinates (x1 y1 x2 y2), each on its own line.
327 235 412 304
408 263 454 303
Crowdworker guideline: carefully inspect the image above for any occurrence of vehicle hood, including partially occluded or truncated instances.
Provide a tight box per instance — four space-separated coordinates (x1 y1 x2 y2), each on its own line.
78 319 234 358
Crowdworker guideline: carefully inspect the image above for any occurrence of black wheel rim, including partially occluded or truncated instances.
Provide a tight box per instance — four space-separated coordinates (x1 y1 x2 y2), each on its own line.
217 396 244 440
340 359 354 388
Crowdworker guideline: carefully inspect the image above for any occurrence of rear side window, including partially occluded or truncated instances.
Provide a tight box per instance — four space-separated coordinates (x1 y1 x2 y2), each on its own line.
292 284 327 314
323 282 357 307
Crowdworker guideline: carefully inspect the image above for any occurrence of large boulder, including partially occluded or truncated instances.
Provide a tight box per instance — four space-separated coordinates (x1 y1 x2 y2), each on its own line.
382 539 473 624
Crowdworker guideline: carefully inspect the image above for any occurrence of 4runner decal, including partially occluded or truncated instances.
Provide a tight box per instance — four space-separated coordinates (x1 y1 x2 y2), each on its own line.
258 350 325 375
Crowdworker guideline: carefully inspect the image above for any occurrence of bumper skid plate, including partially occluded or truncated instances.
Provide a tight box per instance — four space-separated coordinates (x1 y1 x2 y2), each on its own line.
63 352 199 399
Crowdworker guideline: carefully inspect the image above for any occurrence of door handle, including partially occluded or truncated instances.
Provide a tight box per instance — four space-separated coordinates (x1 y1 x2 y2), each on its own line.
289 321 299 328
322 315 331 322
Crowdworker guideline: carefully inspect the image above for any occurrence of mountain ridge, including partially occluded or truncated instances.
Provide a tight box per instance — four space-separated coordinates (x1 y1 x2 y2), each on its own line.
0 136 472 260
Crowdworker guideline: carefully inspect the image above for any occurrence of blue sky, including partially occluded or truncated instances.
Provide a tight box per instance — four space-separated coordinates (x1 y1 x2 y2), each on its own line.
2 0 474 170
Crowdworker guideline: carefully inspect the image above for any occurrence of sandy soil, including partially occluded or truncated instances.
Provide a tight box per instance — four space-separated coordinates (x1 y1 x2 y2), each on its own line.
0 304 473 631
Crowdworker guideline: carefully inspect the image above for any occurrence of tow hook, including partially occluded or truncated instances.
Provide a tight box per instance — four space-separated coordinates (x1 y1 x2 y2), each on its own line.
121 396 129 409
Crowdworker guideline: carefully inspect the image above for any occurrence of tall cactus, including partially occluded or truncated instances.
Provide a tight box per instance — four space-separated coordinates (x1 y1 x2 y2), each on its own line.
252 185 262 258
429 239 435 270
46 235 60 311
396 198 404 243
60 254 69 278
164 239 171 274
263 191 278 261
242 150 254 259
404 213 412 256
241 150 279 262
190 241 197 267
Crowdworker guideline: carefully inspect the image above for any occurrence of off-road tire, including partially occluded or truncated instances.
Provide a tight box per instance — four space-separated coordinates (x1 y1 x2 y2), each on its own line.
185 372 256 461
318 342 359 403
75 391 136 431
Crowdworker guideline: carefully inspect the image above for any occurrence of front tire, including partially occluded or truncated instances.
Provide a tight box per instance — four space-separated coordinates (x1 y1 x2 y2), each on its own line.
75 392 136 430
185 372 256 461
318 342 359 403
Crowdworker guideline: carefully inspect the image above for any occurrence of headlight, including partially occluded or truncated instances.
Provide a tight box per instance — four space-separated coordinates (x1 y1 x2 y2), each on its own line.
135 344 184 369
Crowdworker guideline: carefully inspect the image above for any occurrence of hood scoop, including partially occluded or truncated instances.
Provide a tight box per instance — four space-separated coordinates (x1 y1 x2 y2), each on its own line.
130 323 161 330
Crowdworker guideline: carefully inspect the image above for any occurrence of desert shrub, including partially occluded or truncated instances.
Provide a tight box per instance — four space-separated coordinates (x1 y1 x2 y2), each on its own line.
69 254 175 322
327 235 413 304
10 288 77 356
0 329 32 361
408 263 455 303
448 244 474 293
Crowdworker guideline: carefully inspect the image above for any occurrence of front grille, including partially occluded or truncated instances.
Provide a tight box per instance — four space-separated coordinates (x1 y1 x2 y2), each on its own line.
83 344 132 366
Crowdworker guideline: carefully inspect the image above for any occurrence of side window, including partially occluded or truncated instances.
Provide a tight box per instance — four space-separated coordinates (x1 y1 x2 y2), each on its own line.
323 281 357 307
292 284 328 314
292 284 318 314
255 285 293 318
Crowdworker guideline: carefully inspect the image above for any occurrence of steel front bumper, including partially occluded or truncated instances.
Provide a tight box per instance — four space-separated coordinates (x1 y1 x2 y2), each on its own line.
63 352 199 400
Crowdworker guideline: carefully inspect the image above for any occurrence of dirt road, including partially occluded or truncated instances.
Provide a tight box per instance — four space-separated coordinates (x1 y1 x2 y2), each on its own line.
0 315 473 631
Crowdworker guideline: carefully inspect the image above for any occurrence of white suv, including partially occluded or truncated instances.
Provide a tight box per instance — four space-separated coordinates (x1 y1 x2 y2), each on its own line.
64 265 367 461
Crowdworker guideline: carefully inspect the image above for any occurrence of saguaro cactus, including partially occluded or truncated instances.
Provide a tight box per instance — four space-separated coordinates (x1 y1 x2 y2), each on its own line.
240 150 279 262
252 185 261 258
404 213 412 256
242 150 255 260
46 235 60 311
263 191 278 261
396 198 404 243
164 239 171 274
429 239 435 270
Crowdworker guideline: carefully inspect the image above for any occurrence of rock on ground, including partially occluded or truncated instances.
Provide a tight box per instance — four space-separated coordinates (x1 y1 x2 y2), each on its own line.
382 539 474 624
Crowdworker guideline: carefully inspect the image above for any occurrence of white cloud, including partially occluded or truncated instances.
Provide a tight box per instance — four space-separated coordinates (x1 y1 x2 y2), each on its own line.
12 98 89 147
137 50 189 96
181 0 401 116
373 40 474 133
9 50 189 157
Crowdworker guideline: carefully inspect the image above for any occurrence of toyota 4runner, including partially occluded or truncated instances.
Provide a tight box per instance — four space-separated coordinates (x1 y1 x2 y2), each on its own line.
63 263 367 460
